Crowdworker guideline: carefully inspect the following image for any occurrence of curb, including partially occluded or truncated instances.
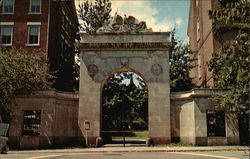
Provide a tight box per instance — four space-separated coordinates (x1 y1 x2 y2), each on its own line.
7 147 249 154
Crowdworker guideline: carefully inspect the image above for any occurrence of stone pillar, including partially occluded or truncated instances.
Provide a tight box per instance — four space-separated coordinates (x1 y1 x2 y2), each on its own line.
149 83 171 144
78 60 101 146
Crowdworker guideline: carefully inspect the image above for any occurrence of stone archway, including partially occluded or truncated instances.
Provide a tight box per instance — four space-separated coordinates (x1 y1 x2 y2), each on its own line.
78 32 172 146
100 68 149 144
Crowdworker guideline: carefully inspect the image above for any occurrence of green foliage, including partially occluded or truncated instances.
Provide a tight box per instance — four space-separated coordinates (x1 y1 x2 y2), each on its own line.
53 59 79 92
170 29 193 92
102 72 148 130
209 0 249 37
0 48 52 123
209 32 249 114
77 0 112 33
209 0 250 115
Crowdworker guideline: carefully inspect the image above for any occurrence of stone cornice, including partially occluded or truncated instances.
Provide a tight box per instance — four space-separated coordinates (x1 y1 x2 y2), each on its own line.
170 88 228 101
17 90 79 101
79 42 173 51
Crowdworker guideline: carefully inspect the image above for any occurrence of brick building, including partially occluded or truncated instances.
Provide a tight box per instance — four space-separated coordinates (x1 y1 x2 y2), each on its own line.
188 0 239 88
188 0 217 88
188 0 248 145
0 0 79 91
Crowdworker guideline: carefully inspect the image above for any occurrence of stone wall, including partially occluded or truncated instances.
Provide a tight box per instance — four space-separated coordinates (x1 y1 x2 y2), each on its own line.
171 89 240 146
8 90 80 149
7 88 240 149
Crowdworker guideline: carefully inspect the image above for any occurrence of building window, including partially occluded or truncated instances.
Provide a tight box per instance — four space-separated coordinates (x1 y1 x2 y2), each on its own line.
2 0 14 13
196 18 200 42
29 0 41 13
0 25 13 44
207 110 226 137
28 26 40 44
22 110 41 136
196 0 199 7
198 53 202 78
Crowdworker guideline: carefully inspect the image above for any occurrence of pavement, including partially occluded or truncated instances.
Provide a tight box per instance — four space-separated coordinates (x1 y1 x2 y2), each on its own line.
7 146 249 154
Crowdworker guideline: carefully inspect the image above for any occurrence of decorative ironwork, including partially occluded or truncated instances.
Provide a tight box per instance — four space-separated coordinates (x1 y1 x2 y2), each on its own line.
22 110 41 136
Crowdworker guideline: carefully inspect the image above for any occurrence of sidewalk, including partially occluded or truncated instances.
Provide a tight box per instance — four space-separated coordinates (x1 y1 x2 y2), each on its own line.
8 146 249 154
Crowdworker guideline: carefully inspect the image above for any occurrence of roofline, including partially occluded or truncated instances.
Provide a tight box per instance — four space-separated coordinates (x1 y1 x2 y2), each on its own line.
171 88 228 100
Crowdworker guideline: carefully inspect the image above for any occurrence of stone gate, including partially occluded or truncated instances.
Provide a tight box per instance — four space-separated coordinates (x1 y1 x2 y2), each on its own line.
78 31 172 146
78 32 171 144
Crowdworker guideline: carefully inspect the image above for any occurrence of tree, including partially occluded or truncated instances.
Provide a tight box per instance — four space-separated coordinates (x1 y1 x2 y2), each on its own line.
53 58 79 92
209 0 249 37
77 0 112 33
102 72 148 130
208 0 249 145
208 0 249 115
169 29 193 92
0 48 52 123
209 32 249 114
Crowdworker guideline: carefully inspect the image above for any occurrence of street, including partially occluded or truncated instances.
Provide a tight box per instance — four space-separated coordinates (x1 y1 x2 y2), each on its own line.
0 151 249 159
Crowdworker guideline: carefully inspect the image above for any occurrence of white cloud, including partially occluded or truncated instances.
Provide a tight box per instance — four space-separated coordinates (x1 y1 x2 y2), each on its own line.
175 18 183 27
75 0 183 32
111 0 169 31
111 0 184 32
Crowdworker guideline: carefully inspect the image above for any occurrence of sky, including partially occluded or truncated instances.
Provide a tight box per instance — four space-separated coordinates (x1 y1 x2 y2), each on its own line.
75 0 190 41
111 0 190 41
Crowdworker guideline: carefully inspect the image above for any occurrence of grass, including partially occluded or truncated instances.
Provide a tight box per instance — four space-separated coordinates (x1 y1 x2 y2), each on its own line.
131 130 149 138
154 142 195 147
102 130 149 138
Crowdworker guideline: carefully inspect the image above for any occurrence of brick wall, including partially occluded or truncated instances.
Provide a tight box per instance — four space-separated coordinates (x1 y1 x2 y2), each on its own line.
0 0 79 91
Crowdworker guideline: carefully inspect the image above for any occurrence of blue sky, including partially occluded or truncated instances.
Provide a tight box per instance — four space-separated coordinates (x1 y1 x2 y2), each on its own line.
75 0 190 41
110 0 190 41
151 0 190 41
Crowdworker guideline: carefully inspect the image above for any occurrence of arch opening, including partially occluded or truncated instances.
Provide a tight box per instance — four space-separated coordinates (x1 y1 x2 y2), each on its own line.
101 70 148 145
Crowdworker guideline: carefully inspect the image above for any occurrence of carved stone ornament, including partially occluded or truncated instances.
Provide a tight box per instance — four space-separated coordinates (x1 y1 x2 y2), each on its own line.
87 64 99 78
151 63 163 75
120 57 129 66
97 13 152 33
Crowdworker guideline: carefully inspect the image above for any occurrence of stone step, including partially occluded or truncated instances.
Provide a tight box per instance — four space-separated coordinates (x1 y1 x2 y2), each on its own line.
103 144 146 147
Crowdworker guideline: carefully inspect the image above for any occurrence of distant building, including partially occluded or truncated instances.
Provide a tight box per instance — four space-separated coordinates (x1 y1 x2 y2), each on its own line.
0 0 79 91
